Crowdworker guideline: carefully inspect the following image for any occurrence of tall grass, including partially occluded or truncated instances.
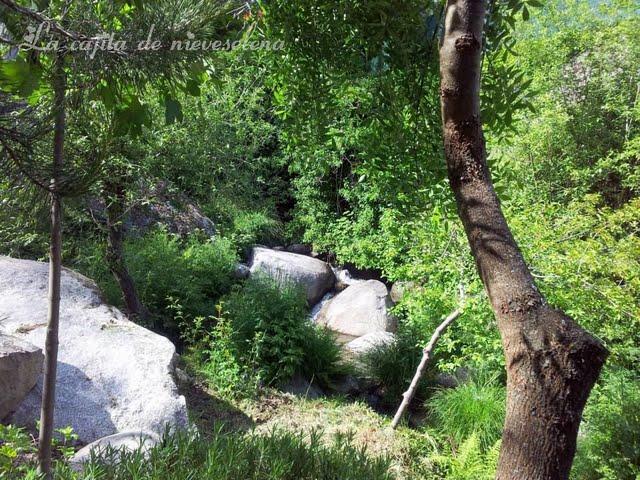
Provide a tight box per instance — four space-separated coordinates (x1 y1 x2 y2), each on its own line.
426 372 505 452
572 368 640 480
46 429 394 480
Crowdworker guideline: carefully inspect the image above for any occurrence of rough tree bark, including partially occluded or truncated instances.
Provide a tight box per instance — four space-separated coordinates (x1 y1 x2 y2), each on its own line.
37 52 65 480
439 1 608 479
103 178 150 321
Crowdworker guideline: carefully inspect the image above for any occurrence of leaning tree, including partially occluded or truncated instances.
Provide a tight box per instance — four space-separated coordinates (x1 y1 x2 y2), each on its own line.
260 0 607 478
439 1 606 477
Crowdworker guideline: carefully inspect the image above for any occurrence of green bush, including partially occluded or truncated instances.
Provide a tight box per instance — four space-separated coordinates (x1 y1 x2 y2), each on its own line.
78 230 238 336
7 428 393 480
228 210 284 253
427 372 505 453
185 308 253 399
181 236 239 301
298 325 346 388
0 424 34 478
572 368 640 480
126 232 237 321
194 277 344 392
0 424 78 479
222 277 309 386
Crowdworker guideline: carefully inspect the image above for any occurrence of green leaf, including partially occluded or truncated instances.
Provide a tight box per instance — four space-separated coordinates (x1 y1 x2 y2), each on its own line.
114 96 151 136
522 6 530 21
184 79 201 97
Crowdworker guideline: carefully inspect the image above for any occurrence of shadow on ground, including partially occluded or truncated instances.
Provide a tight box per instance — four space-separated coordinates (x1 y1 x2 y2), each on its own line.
178 379 255 436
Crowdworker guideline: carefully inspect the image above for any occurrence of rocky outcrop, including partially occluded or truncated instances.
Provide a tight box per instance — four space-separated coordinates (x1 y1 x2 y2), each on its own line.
87 180 215 238
0 334 43 420
249 247 335 305
0 256 188 443
315 280 396 338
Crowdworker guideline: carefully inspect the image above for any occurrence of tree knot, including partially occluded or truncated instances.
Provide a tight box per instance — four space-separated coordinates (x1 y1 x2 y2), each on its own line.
500 292 543 316
455 33 480 52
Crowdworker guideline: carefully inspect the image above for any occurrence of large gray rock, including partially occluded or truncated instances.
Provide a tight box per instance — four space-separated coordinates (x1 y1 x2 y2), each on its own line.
0 256 187 443
249 247 335 305
316 280 396 338
0 334 43 419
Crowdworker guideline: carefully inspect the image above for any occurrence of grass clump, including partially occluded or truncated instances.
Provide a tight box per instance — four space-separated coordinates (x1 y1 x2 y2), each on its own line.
427 372 505 453
358 327 436 407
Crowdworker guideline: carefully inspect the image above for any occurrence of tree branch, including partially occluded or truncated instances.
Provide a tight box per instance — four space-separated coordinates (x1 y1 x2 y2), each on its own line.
390 308 461 429
0 0 99 42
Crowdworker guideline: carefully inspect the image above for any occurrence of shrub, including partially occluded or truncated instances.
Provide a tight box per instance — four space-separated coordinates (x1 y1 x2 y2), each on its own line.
186 308 254 399
228 210 284 253
427 372 505 452
77 230 238 336
125 232 237 321
222 276 308 386
195 276 345 391
0 424 78 479
181 237 239 300
0 424 34 478
299 325 346 388
571 368 640 480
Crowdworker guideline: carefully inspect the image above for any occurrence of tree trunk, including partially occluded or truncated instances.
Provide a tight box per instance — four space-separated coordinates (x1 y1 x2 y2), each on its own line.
103 179 150 321
37 52 65 480
438 2 608 479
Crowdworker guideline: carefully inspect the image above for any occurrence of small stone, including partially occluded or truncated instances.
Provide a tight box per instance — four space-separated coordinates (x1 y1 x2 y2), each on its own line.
69 431 160 471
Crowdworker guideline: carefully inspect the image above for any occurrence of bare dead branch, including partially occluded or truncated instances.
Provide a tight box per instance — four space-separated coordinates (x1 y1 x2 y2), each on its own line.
390 308 461 429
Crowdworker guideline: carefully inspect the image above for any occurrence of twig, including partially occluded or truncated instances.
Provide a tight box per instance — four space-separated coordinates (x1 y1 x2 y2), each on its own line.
390 308 462 429
0 0 95 42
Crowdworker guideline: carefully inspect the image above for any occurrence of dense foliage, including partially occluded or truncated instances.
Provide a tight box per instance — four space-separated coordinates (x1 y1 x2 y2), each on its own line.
0 0 638 478
184 277 344 395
